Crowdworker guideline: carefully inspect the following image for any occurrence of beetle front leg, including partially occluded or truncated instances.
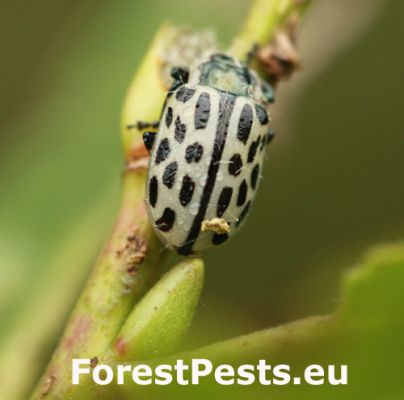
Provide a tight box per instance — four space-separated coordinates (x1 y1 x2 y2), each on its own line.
170 66 189 84
245 43 260 66
167 66 189 93
126 120 160 130
142 131 157 154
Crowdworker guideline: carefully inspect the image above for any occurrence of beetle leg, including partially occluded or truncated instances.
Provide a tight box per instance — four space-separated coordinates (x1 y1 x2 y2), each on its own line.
142 131 157 154
170 66 189 84
126 120 160 130
266 129 275 145
167 66 190 94
245 43 260 66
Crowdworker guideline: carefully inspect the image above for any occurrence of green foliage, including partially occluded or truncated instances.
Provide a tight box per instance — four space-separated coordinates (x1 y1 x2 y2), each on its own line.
340 244 404 327
131 242 404 399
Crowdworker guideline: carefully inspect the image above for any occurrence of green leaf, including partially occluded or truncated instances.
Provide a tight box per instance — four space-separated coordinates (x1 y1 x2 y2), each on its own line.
114 258 204 360
142 243 404 399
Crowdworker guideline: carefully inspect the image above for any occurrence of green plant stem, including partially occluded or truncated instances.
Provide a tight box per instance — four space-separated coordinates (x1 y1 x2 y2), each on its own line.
230 0 309 59
31 25 172 399
173 316 333 364
31 170 167 399
0 197 112 400
121 25 169 160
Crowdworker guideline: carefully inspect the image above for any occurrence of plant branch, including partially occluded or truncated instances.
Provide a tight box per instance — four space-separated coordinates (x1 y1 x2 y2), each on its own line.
230 0 309 60
30 25 174 399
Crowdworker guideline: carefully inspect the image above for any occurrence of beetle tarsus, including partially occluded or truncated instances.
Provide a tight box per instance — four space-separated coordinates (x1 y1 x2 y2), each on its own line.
170 66 189 84
245 43 260 66
266 129 275 145
143 131 157 153
126 120 160 130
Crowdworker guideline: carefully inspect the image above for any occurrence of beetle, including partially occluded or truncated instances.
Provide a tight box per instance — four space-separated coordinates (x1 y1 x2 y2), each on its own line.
137 53 275 255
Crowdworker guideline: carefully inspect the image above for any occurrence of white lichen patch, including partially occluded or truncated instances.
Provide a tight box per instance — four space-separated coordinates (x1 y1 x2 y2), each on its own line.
158 28 218 87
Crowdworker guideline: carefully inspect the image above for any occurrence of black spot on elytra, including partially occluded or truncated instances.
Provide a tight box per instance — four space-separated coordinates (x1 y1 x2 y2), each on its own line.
248 136 261 163
217 187 233 217
237 180 248 206
237 104 253 143
212 232 229 245
165 107 173 128
176 86 195 102
175 116 186 143
162 161 178 189
228 154 243 176
156 207 175 232
255 104 269 125
185 142 203 163
236 201 251 227
194 92 211 129
251 164 260 189
149 176 158 208
179 175 195 206
155 138 170 164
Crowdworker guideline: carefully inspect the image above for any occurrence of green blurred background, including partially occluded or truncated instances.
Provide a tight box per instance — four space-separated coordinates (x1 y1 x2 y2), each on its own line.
0 0 403 397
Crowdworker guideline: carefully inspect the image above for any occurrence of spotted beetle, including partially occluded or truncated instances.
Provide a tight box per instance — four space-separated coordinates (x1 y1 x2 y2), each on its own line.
141 53 275 255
